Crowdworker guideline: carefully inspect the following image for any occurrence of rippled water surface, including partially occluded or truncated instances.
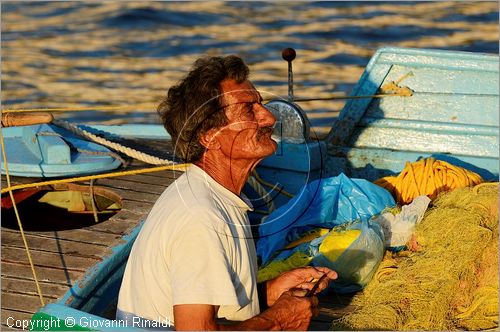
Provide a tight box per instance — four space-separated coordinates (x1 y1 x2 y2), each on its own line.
2 1 498 134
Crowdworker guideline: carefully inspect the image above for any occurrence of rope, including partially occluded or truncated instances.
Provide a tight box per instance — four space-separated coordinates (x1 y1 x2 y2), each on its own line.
52 119 174 165
374 158 484 205
89 179 99 223
0 128 45 306
248 176 276 213
1 164 190 194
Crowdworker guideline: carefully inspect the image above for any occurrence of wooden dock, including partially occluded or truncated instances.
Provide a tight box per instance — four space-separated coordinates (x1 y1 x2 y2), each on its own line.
1 159 352 331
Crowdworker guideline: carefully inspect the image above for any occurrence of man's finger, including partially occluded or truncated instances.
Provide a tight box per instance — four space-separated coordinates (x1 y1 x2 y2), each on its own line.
297 266 327 282
314 277 332 294
295 282 315 290
314 267 338 280
296 281 327 293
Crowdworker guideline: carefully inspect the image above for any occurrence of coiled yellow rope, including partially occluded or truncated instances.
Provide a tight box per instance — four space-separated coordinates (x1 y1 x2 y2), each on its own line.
374 158 483 205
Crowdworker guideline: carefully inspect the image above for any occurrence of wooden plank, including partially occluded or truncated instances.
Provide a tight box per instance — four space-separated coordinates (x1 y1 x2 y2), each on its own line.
1 232 107 258
2 277 66 300
99 186 160 204
2 247 99 272
359 117 498 136
378 51 499 73
366 94 499 127
116 172 179 185
96 177 166 195
349 126 498 158
1 176 40 187
120 199 156 215
1 228 121 247
1 164 180 191
1 292 48 314
327 147 499 181
129 169 184 180
85 208 145 234
383 64 499 95
1 309 34 331
2 262 81 286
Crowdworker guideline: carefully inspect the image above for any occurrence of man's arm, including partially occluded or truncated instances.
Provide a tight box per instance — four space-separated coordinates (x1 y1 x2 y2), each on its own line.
174 304 277 331
174 290 318 331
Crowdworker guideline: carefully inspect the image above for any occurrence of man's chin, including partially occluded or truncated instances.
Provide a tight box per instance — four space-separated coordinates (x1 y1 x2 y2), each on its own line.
262 139 278 157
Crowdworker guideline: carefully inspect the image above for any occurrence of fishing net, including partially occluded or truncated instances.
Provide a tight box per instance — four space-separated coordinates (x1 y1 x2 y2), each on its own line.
332 182 499 331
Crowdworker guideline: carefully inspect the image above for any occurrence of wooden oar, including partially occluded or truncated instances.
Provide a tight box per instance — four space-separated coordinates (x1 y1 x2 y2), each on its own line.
1 112 53 127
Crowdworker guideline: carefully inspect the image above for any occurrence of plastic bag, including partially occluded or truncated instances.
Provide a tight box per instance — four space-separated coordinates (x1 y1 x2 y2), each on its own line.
313 220 385 293
258 220 386 294
373 195 431 251
257 173 395 264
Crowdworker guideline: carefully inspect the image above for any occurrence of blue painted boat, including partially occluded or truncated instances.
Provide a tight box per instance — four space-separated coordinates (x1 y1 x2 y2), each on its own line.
30 47 499 330
1 124 122 178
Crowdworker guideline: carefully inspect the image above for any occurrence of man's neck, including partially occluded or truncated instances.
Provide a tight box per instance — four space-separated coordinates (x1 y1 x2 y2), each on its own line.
195 153 260 196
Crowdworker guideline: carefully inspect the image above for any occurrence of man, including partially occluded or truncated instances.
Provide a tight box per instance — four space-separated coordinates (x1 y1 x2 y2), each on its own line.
117 55 337 330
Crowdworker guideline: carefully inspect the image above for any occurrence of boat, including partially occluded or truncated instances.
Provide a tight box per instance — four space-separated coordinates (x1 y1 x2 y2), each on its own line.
5 46 497 330
0 123 123 178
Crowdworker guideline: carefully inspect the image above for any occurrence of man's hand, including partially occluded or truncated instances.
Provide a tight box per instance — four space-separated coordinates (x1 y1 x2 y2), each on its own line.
266 266 337 306
260 289 319 330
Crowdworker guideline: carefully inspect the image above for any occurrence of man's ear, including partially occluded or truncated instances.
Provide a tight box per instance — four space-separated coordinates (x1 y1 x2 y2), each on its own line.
199 128 221 150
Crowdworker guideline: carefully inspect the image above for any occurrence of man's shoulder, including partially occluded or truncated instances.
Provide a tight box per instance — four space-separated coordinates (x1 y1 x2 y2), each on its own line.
154 171 207 203
147 173 225 226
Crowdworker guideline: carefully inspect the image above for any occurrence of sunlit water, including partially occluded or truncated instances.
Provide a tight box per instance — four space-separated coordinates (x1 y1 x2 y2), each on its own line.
2 1 498 135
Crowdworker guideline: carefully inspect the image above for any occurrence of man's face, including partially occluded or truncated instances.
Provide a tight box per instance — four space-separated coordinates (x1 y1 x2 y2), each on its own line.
214 79 277 160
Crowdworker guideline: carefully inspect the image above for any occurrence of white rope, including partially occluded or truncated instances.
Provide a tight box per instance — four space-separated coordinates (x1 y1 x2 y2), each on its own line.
248 176 276 213
52 119 175 165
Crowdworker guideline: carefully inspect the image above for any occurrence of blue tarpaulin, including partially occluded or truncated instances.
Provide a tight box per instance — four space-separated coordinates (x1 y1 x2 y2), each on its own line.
257 173 395 264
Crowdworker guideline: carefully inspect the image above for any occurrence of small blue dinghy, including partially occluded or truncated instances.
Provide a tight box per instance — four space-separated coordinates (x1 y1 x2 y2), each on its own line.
1 124 122 178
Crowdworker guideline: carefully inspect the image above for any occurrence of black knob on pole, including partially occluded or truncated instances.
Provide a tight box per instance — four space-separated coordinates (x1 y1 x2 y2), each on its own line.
282 48 296 102
282 48 296 62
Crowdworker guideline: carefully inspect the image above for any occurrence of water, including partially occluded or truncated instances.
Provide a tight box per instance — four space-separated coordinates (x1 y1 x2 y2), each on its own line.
2 1 498 134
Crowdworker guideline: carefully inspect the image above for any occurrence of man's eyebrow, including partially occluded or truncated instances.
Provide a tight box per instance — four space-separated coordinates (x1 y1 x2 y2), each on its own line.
219 100 260 109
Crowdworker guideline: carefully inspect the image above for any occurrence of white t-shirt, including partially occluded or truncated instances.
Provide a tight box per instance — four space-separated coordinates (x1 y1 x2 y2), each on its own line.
117 164 260 325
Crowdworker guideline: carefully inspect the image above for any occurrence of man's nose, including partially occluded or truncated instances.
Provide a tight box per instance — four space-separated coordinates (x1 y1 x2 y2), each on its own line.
255 103 276 127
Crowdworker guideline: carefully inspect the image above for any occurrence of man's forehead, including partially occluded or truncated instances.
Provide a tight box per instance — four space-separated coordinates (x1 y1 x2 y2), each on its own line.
220 79 261 102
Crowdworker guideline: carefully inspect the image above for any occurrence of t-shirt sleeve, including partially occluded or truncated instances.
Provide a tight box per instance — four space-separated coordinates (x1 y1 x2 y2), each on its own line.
169 217 239 307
